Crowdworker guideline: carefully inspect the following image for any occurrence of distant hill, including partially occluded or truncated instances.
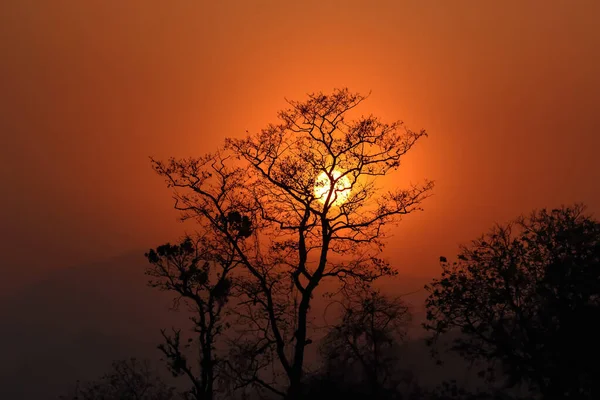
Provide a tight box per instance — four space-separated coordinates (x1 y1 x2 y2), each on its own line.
0 251 184 400
0 251 483 399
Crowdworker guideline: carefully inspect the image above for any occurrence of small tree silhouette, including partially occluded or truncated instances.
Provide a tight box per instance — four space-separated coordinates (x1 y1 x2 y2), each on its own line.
151 88 433 398
145 235 237 400
60 358 175 400
425 205 600 399
318 290 412 398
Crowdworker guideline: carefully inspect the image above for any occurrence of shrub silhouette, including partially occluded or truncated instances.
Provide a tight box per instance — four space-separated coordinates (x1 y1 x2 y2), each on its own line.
60 358 175 400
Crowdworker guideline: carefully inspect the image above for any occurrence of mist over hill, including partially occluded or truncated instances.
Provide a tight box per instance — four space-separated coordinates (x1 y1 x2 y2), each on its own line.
0 252 183 399
0 250 483 399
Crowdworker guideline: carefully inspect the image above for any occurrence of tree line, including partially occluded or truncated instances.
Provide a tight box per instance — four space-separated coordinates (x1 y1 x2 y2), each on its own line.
62 89 600 400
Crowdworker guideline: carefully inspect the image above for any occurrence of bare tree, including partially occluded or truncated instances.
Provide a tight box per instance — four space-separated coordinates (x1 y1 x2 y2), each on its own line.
145 234 237 400
151 88 433 399
318 290 413 399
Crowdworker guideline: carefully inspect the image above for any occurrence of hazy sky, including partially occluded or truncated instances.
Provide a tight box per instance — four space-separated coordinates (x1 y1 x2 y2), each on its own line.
2 0 599 295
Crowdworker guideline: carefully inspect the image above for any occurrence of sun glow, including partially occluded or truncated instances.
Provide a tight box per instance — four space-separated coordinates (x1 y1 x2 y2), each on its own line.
314 169 352 206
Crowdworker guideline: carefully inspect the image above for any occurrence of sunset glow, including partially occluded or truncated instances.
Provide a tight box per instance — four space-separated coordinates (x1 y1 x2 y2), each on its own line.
3 1 600 397
314 169 351 206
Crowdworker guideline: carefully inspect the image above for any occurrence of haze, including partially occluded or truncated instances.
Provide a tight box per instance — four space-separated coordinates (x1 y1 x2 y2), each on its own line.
1 0 599 397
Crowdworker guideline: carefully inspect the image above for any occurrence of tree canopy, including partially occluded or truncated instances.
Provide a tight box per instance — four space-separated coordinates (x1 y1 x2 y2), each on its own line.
145 235 236 400
425 205 600 398
150 88 433 399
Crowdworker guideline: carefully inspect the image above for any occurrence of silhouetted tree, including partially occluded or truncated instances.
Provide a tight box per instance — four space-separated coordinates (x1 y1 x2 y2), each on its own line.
151 88 433 399
60 358 175 400
145 235 237 400
318 290 413 399
425 205 600 399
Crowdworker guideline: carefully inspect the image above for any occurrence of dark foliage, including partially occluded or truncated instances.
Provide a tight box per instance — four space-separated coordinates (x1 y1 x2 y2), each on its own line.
428 380 519 400
145 235 237 400
425 205 600 398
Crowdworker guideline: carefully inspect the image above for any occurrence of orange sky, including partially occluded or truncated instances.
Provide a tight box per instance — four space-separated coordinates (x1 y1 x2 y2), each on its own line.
1 0 599 295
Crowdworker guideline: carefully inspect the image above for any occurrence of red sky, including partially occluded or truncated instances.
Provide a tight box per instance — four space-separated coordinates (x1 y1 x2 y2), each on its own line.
1 0 599 295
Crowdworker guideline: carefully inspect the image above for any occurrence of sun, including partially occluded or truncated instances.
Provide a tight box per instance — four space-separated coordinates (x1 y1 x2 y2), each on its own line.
314 169 352 206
